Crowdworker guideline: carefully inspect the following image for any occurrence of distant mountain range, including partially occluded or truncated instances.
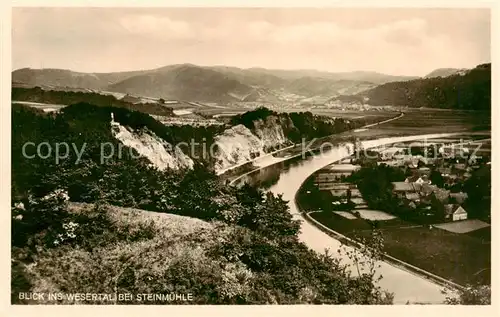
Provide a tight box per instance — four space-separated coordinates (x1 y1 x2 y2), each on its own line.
330 63 491 111
12 63 490 110
12 64 418 104
12 68 147 90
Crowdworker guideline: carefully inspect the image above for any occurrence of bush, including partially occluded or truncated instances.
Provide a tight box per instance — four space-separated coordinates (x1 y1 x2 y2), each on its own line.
11 189 72 249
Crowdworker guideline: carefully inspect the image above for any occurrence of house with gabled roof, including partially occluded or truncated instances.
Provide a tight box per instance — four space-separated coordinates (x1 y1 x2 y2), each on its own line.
444 204 467 221
405 175 431 185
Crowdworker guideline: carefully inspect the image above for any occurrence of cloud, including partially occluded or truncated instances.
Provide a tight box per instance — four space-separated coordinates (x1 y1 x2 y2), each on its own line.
119 15 195 39
11 8 490 76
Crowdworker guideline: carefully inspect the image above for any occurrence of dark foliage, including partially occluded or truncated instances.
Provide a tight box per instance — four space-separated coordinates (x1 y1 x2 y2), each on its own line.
347 164 405 212
463 166 491 221
230 107 276 128
335 63 491 111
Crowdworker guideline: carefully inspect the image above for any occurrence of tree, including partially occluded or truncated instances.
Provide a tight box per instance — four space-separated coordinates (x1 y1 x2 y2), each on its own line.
338 229 394 304
463 166 491 220
443 285 491 305
431 194 446 221
430 169 445 188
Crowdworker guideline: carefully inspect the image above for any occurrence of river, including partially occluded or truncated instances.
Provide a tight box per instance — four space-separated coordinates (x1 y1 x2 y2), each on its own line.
232 132 462 304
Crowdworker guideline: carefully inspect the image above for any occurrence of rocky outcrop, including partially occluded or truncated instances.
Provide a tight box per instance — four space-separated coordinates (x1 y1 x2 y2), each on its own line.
111 114 194 170
213 125 264 173
214 115 294 174
252 115 291 152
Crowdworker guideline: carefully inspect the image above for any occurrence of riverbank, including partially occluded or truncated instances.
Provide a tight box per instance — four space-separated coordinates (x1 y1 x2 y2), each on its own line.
295 186 466 293
240 133 468 303
222 112 404 183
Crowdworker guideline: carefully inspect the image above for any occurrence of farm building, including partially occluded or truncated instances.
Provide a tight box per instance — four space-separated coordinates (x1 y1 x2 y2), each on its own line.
444 204 468 221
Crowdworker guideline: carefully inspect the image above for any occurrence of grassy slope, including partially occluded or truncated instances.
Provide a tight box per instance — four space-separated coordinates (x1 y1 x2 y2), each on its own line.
18 203 220 304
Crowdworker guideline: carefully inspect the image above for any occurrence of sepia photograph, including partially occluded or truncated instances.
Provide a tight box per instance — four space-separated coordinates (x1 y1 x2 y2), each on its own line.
6 2 495 310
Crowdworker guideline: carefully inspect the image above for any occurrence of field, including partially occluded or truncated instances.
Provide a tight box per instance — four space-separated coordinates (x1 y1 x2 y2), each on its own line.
346 108 490 140
355 209 396 221
270 108 490 164
334 211 357 220
310 211 490 286
434 219 490 234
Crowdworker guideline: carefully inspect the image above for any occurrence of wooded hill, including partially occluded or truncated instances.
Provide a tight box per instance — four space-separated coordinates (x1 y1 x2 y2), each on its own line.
331 63 491 111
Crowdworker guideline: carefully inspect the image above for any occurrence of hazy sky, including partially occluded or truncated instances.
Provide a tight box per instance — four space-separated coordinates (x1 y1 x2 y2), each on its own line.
12 7 491 76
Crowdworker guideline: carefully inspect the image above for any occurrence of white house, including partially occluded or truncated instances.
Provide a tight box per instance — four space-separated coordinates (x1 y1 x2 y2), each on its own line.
452 206 468 221
444 204 468 221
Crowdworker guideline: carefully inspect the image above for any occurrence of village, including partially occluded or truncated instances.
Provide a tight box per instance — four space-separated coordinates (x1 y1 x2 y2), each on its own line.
308 135 491 230
296 135 491 286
